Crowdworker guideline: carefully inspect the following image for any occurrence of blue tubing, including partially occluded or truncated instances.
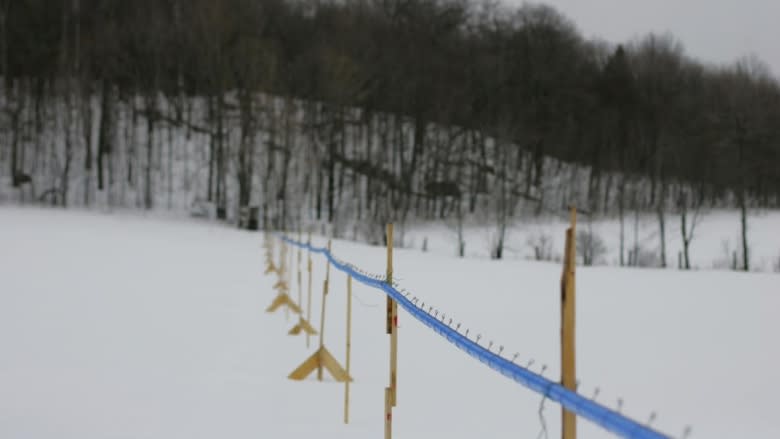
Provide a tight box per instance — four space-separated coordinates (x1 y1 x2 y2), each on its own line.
278 236 670 439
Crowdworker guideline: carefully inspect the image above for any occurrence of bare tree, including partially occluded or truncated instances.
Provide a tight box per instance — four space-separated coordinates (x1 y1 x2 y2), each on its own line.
678 190 703 270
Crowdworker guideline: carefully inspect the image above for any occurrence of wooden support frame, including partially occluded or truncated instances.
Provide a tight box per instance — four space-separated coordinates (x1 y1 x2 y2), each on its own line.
266 293 303 314
288 346 352 382
561 207 577 439
262 230 271 254
288 240 350 383
265 261 279 275
288 230 317 337
264 234 279 275
288 317 317 335
266 240 302 315
272 278 289 292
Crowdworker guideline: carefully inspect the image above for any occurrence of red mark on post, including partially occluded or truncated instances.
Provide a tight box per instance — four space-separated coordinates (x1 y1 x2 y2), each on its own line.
393 316 398 327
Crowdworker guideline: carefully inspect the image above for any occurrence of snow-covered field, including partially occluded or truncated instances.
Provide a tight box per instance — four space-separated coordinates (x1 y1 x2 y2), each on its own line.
1 207 778 438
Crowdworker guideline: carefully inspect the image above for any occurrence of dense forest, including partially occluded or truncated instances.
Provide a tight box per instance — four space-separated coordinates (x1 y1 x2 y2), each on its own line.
2 0 779 259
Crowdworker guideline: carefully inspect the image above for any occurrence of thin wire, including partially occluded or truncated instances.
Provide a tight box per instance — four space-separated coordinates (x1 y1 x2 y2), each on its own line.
536 392 549 439
352 291 381 308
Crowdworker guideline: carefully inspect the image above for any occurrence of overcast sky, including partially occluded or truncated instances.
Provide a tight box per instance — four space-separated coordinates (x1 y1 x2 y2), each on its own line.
502 0 780 77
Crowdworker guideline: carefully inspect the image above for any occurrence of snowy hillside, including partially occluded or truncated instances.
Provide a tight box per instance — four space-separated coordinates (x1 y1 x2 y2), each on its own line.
1 207 778 438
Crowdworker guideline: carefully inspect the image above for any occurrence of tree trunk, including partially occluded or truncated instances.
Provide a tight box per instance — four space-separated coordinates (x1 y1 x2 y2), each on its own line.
657 204 666 268
618 178 625 266
0 1 7 92
167 110 173 209
237 91 254 209
326 109 336 224
680 204 691 270
216 97 226 212
315 167 323 221
457 199 465 258
9 88 19 183
632 189 640 266
97 80 112 191
739 190 749 271
62 96 74 207
33 79 45 178
207 95 216 202
82 87 93 206
128 103 137 187
144 101 154 210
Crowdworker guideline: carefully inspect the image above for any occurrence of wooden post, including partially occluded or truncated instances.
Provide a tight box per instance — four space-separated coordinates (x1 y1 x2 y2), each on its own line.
297 230 303 310
276 239 283 281
280 240 288 320
385 222 398 439
387 223 397 407
307 232 313 348
286 237 293 320
384 387 392 439
344 274 352 424
318 239 332 381
280 237 287 275
287 230 318 338
561 207 577 439
386 223 394 334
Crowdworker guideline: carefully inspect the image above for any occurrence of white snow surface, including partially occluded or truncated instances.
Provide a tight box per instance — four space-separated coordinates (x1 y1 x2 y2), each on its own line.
1 207 778 438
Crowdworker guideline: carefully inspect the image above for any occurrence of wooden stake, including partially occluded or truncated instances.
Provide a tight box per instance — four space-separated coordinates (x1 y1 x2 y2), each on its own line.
384 387 392 439
318 240 332 381
344 275 353 424
288 238 296 320
279 237 286 276
386 223 394 333
282 240 290 320
297 231 302 308
390 300 398 407
386 223 399 415
306 231 313 348
561 206 577 439
288 230 318 337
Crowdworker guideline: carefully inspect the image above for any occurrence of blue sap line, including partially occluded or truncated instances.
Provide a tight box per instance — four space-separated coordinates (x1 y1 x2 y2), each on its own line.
279 236 670 439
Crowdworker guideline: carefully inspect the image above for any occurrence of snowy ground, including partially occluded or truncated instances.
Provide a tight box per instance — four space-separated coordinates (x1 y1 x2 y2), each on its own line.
1 207 778 438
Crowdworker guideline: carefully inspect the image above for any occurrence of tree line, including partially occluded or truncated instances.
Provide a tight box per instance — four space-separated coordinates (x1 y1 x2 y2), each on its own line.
2 0 779 262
